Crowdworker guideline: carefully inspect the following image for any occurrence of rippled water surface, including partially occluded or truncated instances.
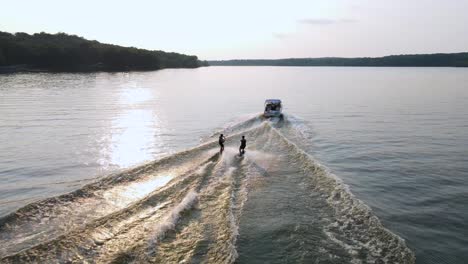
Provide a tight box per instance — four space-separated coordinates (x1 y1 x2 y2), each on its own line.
0 67 467 263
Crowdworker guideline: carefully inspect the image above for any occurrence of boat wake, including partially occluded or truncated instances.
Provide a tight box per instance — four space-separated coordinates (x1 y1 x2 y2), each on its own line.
0 114 415 263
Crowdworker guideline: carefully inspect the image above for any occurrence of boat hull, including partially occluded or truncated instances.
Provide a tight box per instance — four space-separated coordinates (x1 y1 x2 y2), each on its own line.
264 111 282 118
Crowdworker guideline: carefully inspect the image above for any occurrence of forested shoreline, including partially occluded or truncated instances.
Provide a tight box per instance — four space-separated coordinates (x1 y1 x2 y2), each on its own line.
2 30 466 73
0 31 208 73
209 53 468 67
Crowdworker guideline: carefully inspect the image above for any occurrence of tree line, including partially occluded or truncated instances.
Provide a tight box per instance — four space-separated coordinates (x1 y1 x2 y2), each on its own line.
209 53 468 67
0 31 208 72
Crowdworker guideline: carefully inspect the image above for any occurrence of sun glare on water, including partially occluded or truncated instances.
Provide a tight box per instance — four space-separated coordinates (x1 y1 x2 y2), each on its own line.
102 174 174 208
99 85 164 169
120 87 153 105
110 109 156 167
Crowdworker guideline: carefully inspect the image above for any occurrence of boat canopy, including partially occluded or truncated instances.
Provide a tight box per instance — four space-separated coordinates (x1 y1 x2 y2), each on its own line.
264 99 282 105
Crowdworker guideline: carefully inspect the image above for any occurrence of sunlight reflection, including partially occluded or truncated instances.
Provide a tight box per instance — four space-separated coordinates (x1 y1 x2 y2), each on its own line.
120 175 173 200
100 85 163 168
119 87 153 105
97 84 171 178
110 109 156 167
103 175 174 207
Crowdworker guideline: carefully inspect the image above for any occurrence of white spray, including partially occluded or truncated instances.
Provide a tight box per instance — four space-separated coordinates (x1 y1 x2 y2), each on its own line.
148 190 198 249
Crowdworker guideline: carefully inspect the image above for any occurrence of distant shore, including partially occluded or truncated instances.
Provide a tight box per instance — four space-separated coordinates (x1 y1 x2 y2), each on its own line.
209 53 468 67
0 31 208 74
0 64 206 74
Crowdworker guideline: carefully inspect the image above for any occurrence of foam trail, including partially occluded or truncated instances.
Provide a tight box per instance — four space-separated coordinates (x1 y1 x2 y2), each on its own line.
0 114 415 264
148 190 198 248
267 122 415 263
204 113 265 142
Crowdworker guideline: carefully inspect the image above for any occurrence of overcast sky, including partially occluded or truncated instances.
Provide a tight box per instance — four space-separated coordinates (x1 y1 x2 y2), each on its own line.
1 0 467 60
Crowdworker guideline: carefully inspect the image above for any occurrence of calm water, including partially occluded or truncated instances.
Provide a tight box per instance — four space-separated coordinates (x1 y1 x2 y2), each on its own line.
0 67 467 263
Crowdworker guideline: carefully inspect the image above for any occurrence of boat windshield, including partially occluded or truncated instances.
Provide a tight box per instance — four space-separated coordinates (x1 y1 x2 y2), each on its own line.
265 103 281 111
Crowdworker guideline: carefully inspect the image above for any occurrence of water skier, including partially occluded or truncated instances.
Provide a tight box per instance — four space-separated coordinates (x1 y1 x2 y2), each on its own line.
239 136 246 156
219 134 225 153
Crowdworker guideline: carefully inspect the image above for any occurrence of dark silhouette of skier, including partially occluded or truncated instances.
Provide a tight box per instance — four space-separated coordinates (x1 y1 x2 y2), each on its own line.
239 136 246 156
219 134 225 153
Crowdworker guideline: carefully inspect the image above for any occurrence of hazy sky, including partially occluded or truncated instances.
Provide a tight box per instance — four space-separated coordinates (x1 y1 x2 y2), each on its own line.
1 0 467 60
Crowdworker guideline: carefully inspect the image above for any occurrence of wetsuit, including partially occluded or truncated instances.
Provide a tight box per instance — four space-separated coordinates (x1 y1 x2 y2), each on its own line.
219 136 225 152
239 138 246 155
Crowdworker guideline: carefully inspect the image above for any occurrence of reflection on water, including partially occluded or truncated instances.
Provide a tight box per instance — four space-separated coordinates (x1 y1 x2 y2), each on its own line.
109 109 157 167
119 87 153 105
2 68 468 263
103 174 174 208
100 86 160 168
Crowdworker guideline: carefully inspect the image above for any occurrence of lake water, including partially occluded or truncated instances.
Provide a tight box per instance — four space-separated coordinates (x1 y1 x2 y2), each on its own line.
0 67 467 263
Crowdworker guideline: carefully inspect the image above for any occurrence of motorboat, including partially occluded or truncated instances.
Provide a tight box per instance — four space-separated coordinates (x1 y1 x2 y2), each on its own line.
264 99 282 117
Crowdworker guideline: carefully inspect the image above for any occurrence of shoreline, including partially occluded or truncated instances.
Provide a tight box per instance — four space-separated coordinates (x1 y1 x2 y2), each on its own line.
0 64 205 74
